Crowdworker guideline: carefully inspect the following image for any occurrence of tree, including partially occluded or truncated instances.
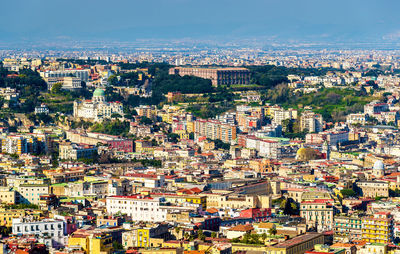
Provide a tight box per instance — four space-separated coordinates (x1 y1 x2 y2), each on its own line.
189 132 195 140
212 139 230 150
111 113 122 118
168 133 180 143
112 241 123 250
340 189 356 198
260 233 267 242
268 228 277 236
211 232 217 238
184 232 189 240
140 116 153 125
197 229 206 241
154 74 214 94
280 198 299 215
51 82 63 94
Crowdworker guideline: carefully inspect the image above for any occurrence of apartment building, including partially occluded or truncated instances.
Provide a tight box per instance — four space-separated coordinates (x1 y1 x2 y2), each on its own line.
68 230 113 254
44 76 82 90
18 184 49 205
122 223 169 248
135 105 156 118
306 131 349 146
300 111 323 133
0 187 17 204
34 103 50 115
41 69 90 82
362 212 393 244
12 218 66 248
135 140 154 153
273 108 298 125
300 199 335 232
106 195 168 222
59 142 98 160
151 193 206 209
206 193 270 209
239 135 282 159
333 213 363 242
195 119 237 143
0 133 48 155
364 101 389 115
0 209 38 227
346 113 367 125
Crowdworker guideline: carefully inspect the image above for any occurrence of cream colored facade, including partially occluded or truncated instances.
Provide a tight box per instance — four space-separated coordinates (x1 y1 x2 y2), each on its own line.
19 184 49 205
73 88 123 121
356 181 389 198
206 194 255 209
0 187 16 204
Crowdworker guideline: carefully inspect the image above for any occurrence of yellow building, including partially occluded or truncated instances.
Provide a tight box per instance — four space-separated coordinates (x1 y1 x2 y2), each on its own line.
362 212 393 244
231 244 267 253
68 232 113 254
163 240 192 251
206 193 257 209
139 247 183 254
187 121 195 133
0 209 30 227
174 130 189 140
137 228 149 247
202 140 215 151
185 196 206 209
122 224 169 249
135 140 154 153
51 183 68 196
150 194 206 209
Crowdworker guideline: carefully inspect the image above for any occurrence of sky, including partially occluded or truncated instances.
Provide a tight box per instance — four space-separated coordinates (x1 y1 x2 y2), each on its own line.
1 0 400 47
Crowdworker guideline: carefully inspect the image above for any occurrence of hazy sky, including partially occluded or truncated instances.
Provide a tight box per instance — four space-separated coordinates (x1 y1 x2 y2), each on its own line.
1 0 400 44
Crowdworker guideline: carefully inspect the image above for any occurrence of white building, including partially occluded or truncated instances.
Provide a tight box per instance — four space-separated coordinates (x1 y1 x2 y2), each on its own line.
346 113 367 125
35 104 50 115
259 139 280 159
73 88 123 121
244 135 281 159
41 69 90 82
45 76 83 91
106 195 168 222
12 218 66 248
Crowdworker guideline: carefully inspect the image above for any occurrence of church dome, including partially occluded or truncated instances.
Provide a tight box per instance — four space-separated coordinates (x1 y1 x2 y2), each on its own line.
296 147 320 161
93 88 105 97
373 160 384 170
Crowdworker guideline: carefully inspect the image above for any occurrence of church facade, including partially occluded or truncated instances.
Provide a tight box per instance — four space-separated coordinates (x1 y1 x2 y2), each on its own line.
73 88 123 121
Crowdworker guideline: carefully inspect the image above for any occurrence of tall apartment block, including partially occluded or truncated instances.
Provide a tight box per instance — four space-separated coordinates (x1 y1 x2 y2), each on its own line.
362 212 393 244
194 119 237 143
